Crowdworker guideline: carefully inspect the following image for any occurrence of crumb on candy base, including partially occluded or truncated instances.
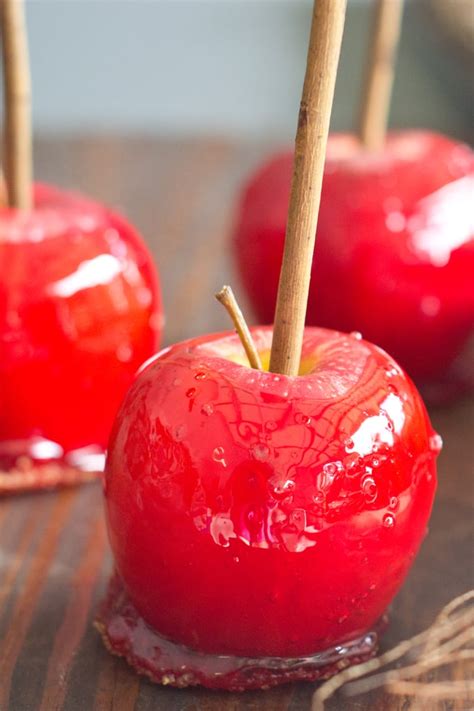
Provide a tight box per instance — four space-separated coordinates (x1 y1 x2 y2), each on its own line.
0 456 100 495
95 573 388 691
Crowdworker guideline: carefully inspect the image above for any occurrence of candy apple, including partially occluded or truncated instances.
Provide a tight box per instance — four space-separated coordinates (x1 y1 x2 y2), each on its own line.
97 326 439 690
233 131 474 402
0 182 162 492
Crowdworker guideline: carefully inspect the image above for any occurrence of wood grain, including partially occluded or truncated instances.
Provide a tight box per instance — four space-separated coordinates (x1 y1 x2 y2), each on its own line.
0 136 472 710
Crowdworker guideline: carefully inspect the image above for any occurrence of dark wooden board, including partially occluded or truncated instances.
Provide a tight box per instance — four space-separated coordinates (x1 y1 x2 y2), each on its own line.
0 136 473 710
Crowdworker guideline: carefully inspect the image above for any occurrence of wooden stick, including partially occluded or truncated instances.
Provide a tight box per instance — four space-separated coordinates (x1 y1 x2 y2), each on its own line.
1 0 32 210
269 0 347 376
0 170 8 207
215 285 263 370
358 0 404 151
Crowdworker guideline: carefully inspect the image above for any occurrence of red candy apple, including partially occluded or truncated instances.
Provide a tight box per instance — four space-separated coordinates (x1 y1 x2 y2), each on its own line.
233 131 474 402
97 1 440 691
0 182 162 491
98 327 439 690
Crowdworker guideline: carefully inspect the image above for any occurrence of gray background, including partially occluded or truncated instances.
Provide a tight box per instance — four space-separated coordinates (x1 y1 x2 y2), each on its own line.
11 0 474 141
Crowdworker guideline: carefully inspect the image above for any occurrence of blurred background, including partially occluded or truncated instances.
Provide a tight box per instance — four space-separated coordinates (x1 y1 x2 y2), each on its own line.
20 0 474 141
5 0 473 342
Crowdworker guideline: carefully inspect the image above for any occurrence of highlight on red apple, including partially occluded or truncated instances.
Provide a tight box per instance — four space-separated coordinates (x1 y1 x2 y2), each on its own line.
0 183 163 492
0 1 163 493
233 0 473 405
233 131 474 404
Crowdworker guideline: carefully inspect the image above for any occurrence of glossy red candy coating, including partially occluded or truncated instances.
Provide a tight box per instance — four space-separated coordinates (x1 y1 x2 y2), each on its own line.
105 327 438 662
233 132 474 400
0 183 162 475
96 572 387 690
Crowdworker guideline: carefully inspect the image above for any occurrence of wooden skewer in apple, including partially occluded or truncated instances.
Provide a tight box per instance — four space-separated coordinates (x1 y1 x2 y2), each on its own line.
359 0 404 151
1 0 32 210
218 0 402 373
269 0 347 375
218 0 347 377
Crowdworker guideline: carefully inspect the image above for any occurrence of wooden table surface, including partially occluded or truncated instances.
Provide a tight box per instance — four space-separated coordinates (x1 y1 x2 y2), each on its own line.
0 136 473 711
